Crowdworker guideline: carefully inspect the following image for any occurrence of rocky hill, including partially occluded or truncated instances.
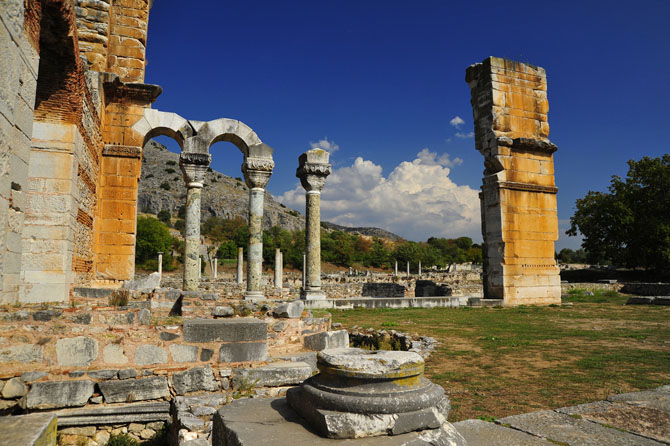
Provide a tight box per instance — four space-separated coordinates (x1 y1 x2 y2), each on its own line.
138 140 402 241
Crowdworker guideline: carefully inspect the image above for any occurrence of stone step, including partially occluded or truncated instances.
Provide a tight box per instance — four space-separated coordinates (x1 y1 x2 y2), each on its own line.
0 413 57 446
453 419 552 445
183 318 267 343
233 361 313 388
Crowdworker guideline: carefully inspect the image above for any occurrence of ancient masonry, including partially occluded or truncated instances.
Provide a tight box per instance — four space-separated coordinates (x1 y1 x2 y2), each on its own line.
466 57 561 306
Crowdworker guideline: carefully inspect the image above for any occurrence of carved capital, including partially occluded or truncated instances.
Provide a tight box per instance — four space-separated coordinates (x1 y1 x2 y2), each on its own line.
296 149 331 193
179 152 211 187
243 157 274 189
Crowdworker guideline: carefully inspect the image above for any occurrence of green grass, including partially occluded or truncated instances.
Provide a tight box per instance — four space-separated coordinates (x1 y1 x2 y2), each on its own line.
330 298 670 421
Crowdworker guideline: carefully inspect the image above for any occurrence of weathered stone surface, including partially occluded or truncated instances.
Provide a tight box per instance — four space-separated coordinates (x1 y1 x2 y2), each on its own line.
0 413 57 446
21 371 47 382
212 397 467 445
212 306 234 318
123 272 161 291
32 309 62 321
414 280 451 297
362 283 406 298
119 368 139 380
275 352 318 373
56 337 99 367
170 344 200 363
304 330 349 351
218 342 268 363
159 331 180 341
71 313 92 324
184 318 268 343
56 402 171 427
99 376 170 403
173 366 219 395
103 343 129 364
138 308 151 325
200 348 214 361
134 344 168 365
500 409 663 445
273 300 305 318
1 377 27 398
26 380 95 409
0 344 42 363
608 387 670 412
233 361 312 388
87 369 119 380
453 419 552 445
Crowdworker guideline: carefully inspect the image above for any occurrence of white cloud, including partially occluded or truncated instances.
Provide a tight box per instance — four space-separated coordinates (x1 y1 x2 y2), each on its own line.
310 138 339 153
455 131 474 139
449 116 465 128
278 149 481 241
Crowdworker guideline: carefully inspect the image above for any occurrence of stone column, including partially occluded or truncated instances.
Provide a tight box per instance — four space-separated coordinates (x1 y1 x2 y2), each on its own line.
242 156 274 300
418 261 422 276
394 261 398 277
274 248 282 291
406 262 410 278
302 254 307 287
198 257 202 279
297 149 332 300
179 152 211 291
213 258 218 279
237 247 244 285
157 252 163 276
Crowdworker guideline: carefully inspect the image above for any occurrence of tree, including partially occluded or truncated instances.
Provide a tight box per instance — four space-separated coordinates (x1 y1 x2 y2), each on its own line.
157 210 171 227
135 216 174 269
567 155 670 273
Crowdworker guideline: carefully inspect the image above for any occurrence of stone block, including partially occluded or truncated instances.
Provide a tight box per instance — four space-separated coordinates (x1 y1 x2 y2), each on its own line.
138 308 151 325
233 361 312 388
87 369 119 380
211 306 234 318
159 331 180 341
103 343 129 364
272 300 304 318
134 344 168 365
0 344 42 363
119 368 138 380
218 342 267 363
274 352 318 373
1 377 27 398
56 337 99 367
99 376 169 403
304 330 349 351
183 318 267 343
26 380 95 409
169 344 199 363
172 366 218 395
0 413 57 446
21 371 47 382
453 419 552 445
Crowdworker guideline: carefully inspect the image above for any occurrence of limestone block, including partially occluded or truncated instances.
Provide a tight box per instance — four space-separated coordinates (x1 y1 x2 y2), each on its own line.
272 300 304 318
233 361 312 388
218 342 267 363
172 366 218 395
134 345 168 365
87 369 119 380
304 330 350 351
56 337 99 367
1 377 27 398
0 344 43 363
183 318 267 343
26 380 95 409
99 376 169 403
0 413 57 446
169 344 199 363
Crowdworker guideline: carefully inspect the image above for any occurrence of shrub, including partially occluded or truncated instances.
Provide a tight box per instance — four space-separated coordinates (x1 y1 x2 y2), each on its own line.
145 173 154 179
166 160 176 166
157 210 171 226
109 288 130 307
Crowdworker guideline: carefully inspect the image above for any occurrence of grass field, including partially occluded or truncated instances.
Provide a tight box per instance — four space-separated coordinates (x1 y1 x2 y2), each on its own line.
329 290 670 422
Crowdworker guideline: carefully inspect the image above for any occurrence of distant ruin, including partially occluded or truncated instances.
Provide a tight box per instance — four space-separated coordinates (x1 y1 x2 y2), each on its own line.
466 57 561 306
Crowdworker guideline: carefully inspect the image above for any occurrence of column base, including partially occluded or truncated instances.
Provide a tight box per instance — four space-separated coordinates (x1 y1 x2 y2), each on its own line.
300 289 326 300
243 291 265 301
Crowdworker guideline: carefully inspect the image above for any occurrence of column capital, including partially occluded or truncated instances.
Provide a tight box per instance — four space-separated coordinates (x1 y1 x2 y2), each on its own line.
243 156 274 189
297 149 331 192
180 152 211 187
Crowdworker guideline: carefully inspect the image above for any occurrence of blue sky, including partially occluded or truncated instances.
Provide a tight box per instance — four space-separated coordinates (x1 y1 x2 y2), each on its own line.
145 0 670 249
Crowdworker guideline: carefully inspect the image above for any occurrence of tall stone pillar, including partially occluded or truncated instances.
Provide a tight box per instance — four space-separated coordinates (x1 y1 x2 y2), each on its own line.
158 253 163 276
242 156 274 300
297 149 331 300
418 261 422 276
180 152 211 291
237 247 244 285
213 258 218 279
394 261 398 277
274 249 282 291
466 57 561 306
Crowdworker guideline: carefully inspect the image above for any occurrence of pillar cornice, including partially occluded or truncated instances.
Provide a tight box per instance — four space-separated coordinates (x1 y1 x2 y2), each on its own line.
297 150 332 193
180 152 211 187
243 156 274 189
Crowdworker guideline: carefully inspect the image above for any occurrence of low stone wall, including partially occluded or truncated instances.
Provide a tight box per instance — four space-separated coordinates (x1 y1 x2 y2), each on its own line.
620 282 670 296
560 282 624 293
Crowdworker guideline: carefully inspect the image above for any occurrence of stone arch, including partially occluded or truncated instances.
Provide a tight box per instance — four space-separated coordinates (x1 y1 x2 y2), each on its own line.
132 109 194 149
196 118 263 157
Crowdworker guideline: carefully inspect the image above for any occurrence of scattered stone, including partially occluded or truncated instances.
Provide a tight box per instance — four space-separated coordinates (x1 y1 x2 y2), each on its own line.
95 431 110 445
173 366 218 395
103 344 129 364
140 428 156 440
303 330 349 351
5 311 29 321
272 321 288 332
26 380 95 409
129 422 144 433
134 345 168 365
181 415 205 431
109 312 136 325
21 371 47 382
138 308 151 325
202 293 218 301
212 306 234 318
56 337 99 367
183 318 267 343
234 361 312 388
170 344 199 363
88 369 119 380
90 396 103 404
119 368 139 380
98 376 169 403
221 378 230 390
60 426 96 436
123 272 161 292
32 309 62 321
1 377 27 398
200 348 214 361
69 370 86 378
0 344 43 363
273 301 304 318
219 342 267 363
159 331 180 341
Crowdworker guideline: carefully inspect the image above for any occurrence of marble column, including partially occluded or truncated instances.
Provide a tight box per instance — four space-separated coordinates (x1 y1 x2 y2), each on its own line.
157 252 163 276
274 248 282 291
237 247 244 285
297 149 332 300
394 260 398 277
180 152 211 291
213 258 218 279
407 262 410 278
418 261 422 276
242 156 274 300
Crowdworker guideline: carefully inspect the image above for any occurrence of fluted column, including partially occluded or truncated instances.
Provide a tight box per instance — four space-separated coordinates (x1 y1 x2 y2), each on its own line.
242 156 274 300
179 152 211 291
297 149 331 300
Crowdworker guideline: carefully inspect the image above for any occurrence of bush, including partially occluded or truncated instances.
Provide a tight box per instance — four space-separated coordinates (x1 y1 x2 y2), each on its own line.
166 160 176 166
159 182 170 190
157 210 171 226
135 216 173 264
109 288 130 307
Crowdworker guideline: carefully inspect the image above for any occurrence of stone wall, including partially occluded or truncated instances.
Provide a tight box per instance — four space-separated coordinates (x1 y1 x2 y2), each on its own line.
467 57 561 306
